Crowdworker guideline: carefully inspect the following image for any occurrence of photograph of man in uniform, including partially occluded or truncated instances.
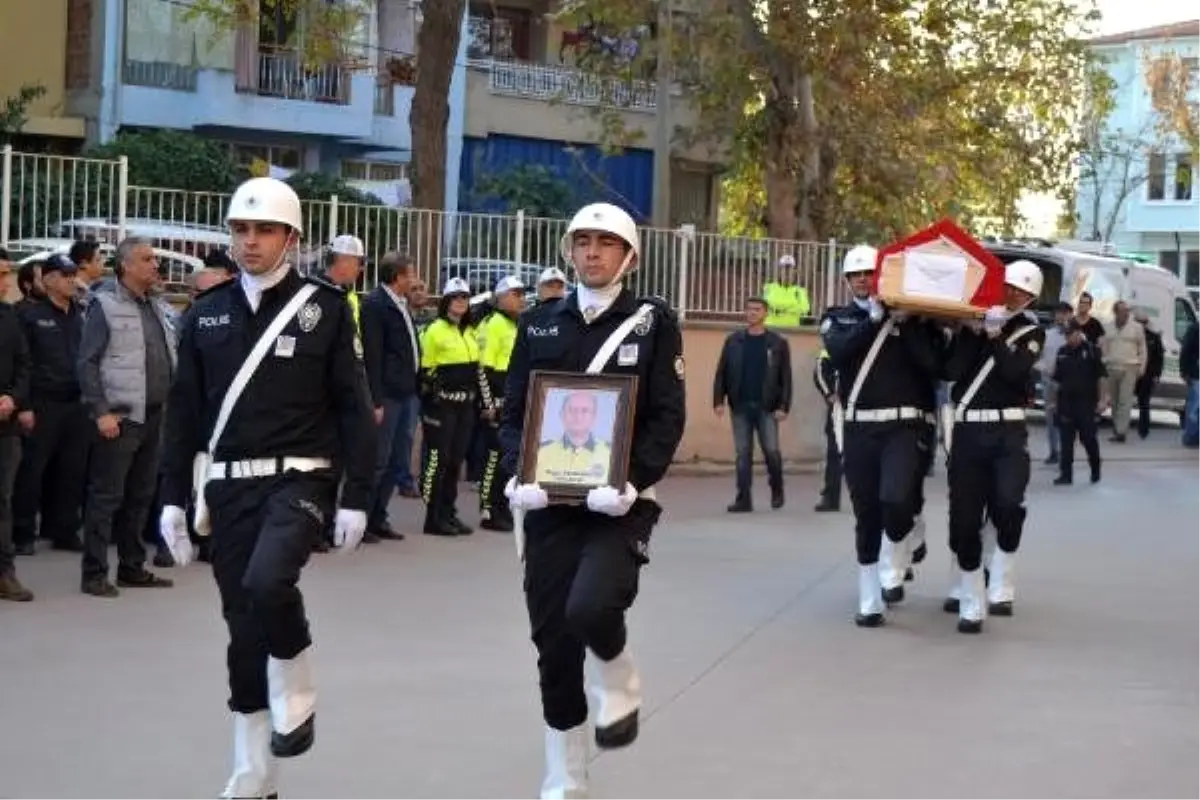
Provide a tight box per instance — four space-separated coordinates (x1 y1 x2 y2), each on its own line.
535 389 616 487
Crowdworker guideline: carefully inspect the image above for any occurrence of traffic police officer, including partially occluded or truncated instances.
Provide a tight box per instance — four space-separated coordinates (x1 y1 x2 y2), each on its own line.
537 266 568 303
942 260 1045 632
1053 318 1108 486
157 177 376 799
812 348 841 512
477 275 526 532
821 244 946 627
323 234 366 335
763 254 811 327
501 202 686 799
419 277 480 536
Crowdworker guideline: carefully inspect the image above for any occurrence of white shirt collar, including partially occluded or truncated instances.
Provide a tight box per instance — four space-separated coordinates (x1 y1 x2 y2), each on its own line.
240 263 292 313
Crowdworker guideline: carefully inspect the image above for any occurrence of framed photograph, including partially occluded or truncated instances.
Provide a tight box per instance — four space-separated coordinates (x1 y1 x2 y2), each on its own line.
517 371 639 503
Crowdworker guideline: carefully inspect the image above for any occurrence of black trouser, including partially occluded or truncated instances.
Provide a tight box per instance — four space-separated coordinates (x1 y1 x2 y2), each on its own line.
0 435 21 575
820 407 842 507
82 408 163 581
524 500 659 731
842 421 926 565
207 470 335 713
142 475 167 549
13 399 89 547
948 423 1030 571
913 421 935 517
1135 376 1156 438
420 397 474 525
479 420 511 521
1057 401 1101 480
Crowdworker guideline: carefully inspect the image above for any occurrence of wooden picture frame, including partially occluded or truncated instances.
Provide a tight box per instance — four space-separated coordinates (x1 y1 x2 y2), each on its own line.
517 371 639 503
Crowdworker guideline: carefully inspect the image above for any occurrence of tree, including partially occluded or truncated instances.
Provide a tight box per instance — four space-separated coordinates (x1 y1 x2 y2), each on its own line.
0 83 48 144
410 0 465 214
87 129 244 192
183 0 373 67
1071 65 1162 241
559 0 1101 242
1145 52 1200 162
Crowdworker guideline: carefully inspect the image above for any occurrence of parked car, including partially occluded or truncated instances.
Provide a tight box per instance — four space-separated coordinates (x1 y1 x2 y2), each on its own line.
12 238 203 291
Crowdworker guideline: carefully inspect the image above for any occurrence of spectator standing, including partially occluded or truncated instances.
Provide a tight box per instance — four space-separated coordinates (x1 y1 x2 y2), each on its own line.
1101 300 1146 443
0 271 33 601
713 296 793 512
1133 311 1164 439
1181 320 1199 448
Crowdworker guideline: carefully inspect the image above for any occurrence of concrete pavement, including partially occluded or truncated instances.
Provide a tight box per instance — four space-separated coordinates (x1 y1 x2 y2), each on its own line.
1 429 1196 798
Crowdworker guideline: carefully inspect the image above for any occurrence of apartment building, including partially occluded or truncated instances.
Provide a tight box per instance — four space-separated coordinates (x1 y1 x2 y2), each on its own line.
0 0 89 145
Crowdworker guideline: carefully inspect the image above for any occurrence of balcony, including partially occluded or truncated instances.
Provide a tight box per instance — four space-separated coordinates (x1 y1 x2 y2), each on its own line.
122 60 198 92
477 59 658 112
253 51 348 105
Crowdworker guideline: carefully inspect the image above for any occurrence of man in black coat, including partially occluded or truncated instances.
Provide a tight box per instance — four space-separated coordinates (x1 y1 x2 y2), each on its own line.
0 273 33 602
360 252 421 538
713 296 793 512
1133 311 1164 439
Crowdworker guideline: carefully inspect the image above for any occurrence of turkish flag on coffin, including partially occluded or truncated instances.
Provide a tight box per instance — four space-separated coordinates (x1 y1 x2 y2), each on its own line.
871 218 1007 317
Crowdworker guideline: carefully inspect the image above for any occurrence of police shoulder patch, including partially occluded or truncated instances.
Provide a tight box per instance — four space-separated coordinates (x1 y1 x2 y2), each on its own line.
674 355 686 379
819 317 833 335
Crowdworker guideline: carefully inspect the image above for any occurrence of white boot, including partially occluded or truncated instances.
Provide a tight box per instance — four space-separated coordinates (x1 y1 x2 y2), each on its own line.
540 724 589 799
879 534 911 600
855 563 885 626
943 561 962 613
987 549 1016 614
957 568 987 634
267 646 316 755
220 711 278 799
981 519 998 567
585 647 641 748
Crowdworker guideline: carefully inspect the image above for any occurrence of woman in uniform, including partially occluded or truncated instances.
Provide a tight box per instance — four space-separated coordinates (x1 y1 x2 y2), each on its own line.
419 277 480 536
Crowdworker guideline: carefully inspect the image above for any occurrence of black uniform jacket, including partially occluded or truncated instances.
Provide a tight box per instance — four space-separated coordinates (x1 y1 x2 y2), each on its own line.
820 302 945 411
500 289 686 494
160 269 376 510
19 296 84 403
1053 339 1107 410
945 312 1045 409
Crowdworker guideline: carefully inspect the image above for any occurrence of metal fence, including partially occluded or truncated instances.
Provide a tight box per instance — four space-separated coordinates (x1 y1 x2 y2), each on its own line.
1 145 849 321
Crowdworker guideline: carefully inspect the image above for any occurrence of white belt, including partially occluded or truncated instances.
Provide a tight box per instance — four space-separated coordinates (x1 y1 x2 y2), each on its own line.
638 486 657 501
208 457 333 480
959 408 1026 423
846 406 934 424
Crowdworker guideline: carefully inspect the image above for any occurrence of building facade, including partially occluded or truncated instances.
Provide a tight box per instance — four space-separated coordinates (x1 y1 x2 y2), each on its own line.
459 0 725 228
0 0 89 145
4 0 467 210
1076 20 1200 290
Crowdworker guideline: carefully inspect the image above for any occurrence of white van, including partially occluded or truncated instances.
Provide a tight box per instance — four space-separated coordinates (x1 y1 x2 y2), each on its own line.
983 241 1198 412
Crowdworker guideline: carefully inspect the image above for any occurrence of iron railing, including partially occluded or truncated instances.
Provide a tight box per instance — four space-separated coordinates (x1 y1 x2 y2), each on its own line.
0 146 847 321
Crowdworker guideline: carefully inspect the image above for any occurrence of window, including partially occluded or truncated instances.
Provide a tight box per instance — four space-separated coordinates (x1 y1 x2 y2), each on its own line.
1160 250 1181 275
1147 152 1166 200
466 5 530 61
1176 297 1197 342
341 159 407 182
229 143 303 171
1176 154 1195 201
1187 250 1200 291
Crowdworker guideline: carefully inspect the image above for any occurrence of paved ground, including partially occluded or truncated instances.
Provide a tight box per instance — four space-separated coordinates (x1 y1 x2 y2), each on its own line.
2 425 1196 799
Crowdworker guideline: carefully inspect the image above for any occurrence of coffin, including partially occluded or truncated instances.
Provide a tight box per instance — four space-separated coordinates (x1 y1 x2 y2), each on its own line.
872 219 1007 319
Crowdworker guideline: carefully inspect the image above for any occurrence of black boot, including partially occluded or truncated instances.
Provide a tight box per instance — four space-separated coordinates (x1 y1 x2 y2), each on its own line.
423 512 459 537
1090 460 1101 484
726 495 752 513
770 485 784 510
271 714 314 758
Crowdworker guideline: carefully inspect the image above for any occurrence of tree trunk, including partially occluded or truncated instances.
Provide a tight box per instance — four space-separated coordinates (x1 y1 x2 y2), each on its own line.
410 0 464 284
764 110 799 241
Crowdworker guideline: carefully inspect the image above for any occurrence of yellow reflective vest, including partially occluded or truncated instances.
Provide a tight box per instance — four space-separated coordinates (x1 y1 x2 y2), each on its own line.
763 282 811 328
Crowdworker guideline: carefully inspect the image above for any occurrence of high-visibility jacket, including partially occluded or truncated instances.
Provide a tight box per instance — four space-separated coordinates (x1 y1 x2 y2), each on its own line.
763 282 810 328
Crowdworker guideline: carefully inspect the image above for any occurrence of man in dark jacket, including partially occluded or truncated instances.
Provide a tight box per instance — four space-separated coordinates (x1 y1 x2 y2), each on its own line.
0 280 33 602
360 252 421 538
1133 311 1164 439
713 296 793 512
1181 320 1199 448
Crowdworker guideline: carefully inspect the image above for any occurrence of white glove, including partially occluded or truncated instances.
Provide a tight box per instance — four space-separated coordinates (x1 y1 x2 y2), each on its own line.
586 483 638 517
984 305 1009 338
159 505 194 568
867 297 885 324
333 509 367 552
505 477 549 511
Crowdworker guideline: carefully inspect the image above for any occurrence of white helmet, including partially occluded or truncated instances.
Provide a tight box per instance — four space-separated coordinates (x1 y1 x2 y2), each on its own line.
442 277 470 296
494 275 525 294
538 266 567 285
1004 259 1043 298
226 177 303 235
779 254 796 268
842 245 877 275
329 234 365 258
559 202 640 270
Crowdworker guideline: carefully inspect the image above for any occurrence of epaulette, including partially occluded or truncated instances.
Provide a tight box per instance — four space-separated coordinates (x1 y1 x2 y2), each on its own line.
191 278 237 303
304 274 347 294
637 294 677 322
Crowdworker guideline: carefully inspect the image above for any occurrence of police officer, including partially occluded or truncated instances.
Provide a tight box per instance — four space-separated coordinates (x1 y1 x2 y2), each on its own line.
821 245 945 627
500 202 686 799
537 266 568 303
812 348 841 512
420 277 480 536
477 275 525 532
1053 319 1108 486
157 177 375 799
763 254 811 327
941 260 1045 633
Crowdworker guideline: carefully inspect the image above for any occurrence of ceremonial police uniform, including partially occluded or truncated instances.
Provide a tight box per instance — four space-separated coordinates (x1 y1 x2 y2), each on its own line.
159 178 375 799
821 245 945 627
942 260 1045 632
420 278 480 536
501 203 686 799
478 276 524 531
